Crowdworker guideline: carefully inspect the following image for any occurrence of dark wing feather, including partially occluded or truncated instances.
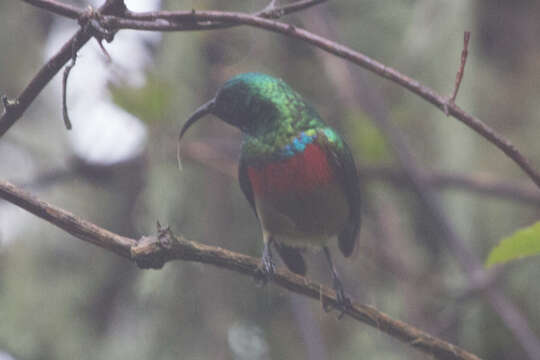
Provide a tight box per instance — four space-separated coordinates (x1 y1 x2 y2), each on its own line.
238 155 307 275
238 155 256 213
321 130 361 257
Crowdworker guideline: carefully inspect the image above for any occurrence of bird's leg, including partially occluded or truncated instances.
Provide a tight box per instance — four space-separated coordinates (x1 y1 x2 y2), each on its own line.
256 233 276 285
262 235 276 276
323 246 351 318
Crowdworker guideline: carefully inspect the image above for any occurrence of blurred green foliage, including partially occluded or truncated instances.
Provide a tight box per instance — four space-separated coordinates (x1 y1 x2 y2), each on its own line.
110 74 172 124
486 221 540 267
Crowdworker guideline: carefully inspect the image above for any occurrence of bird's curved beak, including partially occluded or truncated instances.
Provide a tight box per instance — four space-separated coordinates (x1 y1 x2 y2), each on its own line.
177 99 216 170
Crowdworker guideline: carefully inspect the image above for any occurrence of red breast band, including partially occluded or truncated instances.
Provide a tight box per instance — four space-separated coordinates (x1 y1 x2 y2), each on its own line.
247 143 334 195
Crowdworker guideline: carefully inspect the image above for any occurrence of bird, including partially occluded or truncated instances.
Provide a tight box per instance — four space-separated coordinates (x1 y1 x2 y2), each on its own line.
178 73 361 310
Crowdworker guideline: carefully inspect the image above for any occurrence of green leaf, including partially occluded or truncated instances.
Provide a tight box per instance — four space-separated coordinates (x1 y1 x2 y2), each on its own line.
486 221 540 267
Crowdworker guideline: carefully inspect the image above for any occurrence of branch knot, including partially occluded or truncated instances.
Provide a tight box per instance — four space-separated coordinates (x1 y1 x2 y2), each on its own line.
131 222 176 269
78 6 116 43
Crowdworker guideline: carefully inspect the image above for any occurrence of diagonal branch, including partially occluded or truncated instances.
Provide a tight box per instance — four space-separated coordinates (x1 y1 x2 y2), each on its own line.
300 11 540 358
449 31 471 103
99 11 540 190
1 0 326 136
5 1 540 190
0 178 481 360
0 0 127 136
20 0 81 19
19 0 328 20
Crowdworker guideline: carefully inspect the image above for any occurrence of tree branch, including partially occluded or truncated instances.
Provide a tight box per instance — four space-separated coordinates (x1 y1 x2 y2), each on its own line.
0 0 127 136
299 10 540 358
449 31 470 103
1 2 535 358
104 10 540 188
2 0 326 136
20 0 81 19
0 179 480 360
4 1 540 190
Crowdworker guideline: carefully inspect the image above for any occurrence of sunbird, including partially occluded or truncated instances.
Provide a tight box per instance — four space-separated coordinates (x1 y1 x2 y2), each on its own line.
178 73 361 309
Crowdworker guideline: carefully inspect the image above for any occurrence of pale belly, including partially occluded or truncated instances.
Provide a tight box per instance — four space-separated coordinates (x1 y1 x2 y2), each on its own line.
254 182 350 248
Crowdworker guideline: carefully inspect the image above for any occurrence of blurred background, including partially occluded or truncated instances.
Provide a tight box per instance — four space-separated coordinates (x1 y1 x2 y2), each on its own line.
1 0 540 359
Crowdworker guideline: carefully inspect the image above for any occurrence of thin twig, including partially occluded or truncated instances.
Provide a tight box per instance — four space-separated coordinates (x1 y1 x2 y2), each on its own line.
62 4 117 129
303 11 540 359
95 38 112 63
61 42 78 130
18 0 328 31
444 31 471 115
0 27 85 134
275 0 328 16
5 3 540 190
20 0 81 19
450 31 470 103
0 179 481 360
0 0 126 136
124 0 327 20
3 0 326 134
96 11 540 190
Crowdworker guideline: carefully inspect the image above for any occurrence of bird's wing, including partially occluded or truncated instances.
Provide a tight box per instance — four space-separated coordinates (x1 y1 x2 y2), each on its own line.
238 154 307 275
319 128 361 257
238 155 257 214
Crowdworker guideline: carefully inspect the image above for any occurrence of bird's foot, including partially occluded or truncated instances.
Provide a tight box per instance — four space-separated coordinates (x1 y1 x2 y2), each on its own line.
321 246 351 318
254 257 275 286
323 277 351 319
254 241 276 286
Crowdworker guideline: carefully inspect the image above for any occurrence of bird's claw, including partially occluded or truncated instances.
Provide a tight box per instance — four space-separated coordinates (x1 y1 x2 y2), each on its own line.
254 250 276 286
323 278 351 319
262 254 276 276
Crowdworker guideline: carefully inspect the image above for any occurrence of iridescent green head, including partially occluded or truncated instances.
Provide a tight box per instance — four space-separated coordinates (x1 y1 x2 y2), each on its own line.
179 73 313 139
213 72 285 134
177 73 325 166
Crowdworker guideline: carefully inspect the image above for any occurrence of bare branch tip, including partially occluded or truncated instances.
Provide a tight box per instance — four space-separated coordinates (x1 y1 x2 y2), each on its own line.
449 30 472 103
62 57 77 130
464 31 471 44
177 136 184 171
95 38 112 63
